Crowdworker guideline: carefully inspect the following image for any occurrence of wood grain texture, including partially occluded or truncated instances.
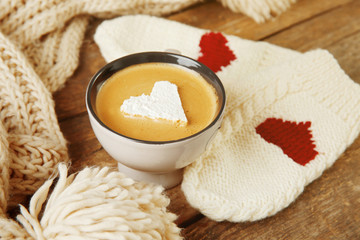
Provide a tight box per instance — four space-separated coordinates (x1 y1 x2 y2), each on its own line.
266 0 360 53
53 0 360 238
168 0 353 40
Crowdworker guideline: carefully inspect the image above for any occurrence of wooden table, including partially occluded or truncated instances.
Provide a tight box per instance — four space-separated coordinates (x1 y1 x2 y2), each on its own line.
54 0 360 239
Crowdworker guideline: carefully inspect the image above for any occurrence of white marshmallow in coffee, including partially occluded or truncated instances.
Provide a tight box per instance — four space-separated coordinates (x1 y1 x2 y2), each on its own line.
120 81 188 125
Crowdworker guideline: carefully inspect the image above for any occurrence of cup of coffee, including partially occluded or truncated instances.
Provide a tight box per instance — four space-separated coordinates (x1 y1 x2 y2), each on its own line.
86 52 226 188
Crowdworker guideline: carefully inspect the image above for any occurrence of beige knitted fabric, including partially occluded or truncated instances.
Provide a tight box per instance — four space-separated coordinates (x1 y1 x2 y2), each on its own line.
94 15 360 222
0 31 68 199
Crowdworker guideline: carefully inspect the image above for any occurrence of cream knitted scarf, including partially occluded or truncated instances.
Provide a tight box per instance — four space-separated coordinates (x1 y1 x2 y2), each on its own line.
0 0 297 238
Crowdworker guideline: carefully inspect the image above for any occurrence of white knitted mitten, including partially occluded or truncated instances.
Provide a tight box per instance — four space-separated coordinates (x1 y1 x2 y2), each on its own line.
94 15 360 222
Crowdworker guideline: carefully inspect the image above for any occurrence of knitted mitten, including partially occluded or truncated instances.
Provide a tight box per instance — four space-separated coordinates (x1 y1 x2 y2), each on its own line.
94 15 360 222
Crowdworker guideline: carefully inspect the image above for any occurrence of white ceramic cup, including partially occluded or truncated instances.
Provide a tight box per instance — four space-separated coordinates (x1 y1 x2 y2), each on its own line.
86 52 226 188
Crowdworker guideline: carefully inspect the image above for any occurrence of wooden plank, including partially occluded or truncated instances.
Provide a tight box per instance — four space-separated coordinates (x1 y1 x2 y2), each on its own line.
70 148 118 172
167 0 353 40
59 115 103 161
327 32 360 84
166 185 201 227
264 0 360 85
265 0 360 53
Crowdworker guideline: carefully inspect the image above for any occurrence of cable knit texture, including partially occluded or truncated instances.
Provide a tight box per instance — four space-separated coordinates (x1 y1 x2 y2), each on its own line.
94 15 360 222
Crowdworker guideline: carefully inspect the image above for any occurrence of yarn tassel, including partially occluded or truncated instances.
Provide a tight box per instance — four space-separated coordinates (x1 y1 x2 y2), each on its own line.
16 164 182 240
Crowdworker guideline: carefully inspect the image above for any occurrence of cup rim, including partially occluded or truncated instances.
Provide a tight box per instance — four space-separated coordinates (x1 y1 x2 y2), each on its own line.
86 51 226 145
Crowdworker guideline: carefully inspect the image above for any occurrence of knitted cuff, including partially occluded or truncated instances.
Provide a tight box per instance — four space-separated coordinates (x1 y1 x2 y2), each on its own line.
94 15 360 222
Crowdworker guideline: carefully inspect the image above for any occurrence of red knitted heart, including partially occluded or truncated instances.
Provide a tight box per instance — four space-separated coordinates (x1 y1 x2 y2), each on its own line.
256 118 318 166
197 32 236 73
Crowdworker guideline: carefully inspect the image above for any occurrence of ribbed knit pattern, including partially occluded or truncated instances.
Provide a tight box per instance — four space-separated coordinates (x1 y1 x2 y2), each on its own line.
94 15 360 222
